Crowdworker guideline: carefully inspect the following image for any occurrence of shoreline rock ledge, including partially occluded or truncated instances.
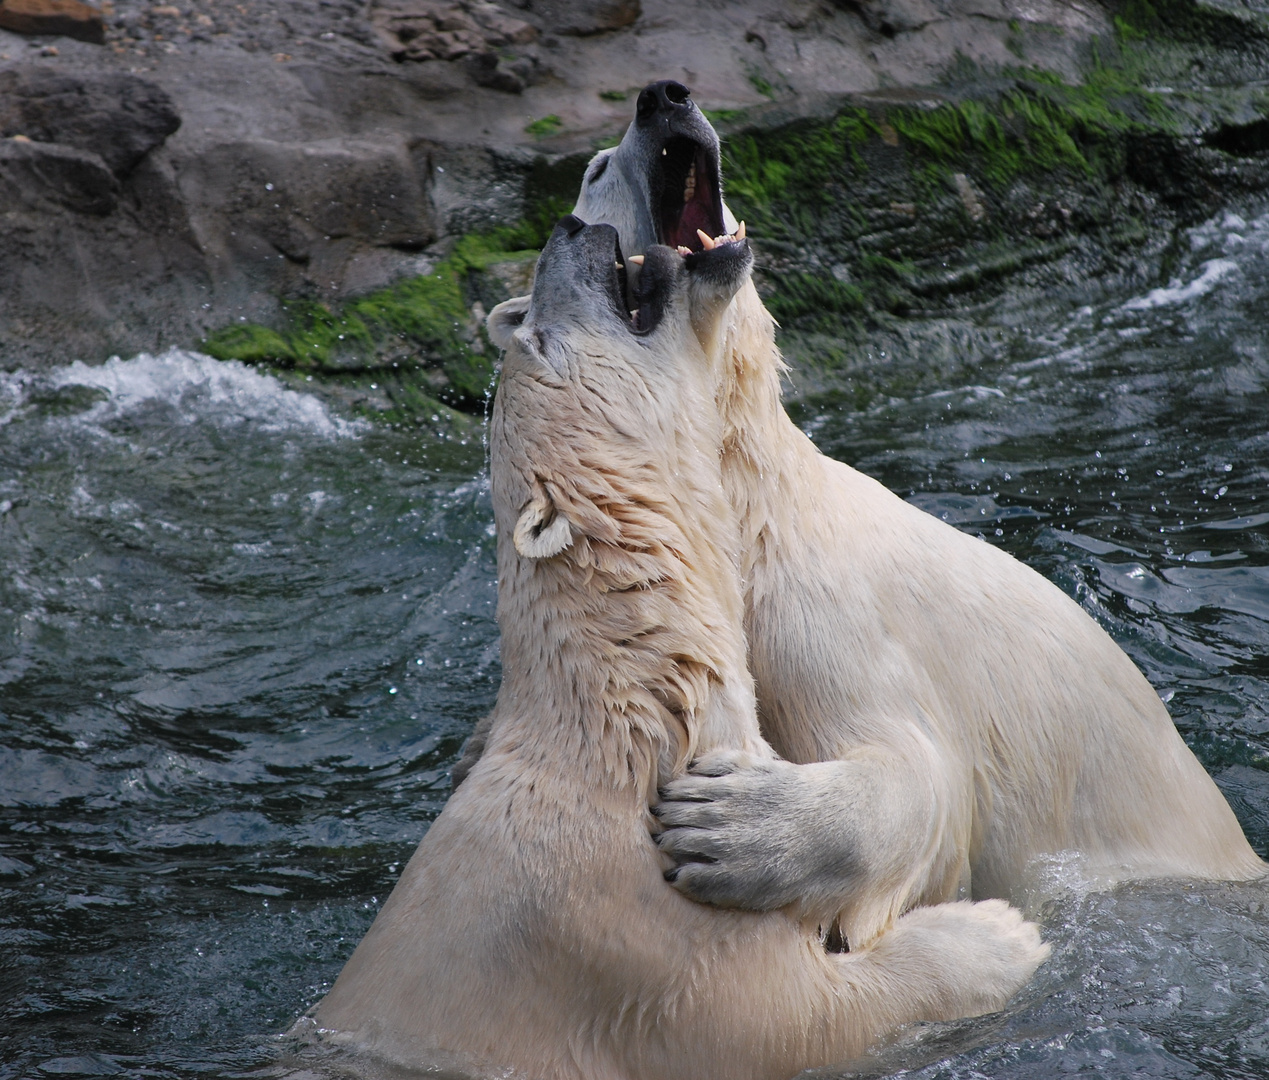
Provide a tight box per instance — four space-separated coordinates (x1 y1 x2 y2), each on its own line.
0 0 1265 371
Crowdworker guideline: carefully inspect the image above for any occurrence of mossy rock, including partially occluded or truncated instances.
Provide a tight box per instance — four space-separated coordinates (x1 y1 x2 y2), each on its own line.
202 0 1269 415
201 202 569 415
716 8 1269 391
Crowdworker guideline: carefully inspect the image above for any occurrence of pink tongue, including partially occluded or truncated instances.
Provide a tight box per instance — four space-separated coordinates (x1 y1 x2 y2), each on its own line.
677 199 714 247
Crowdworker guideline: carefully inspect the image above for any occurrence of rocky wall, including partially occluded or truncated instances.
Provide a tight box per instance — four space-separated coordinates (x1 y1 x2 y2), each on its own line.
0 0 1266 383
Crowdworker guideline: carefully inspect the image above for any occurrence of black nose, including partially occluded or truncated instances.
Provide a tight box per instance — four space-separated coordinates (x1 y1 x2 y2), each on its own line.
555 214 588 236
636 80 692 123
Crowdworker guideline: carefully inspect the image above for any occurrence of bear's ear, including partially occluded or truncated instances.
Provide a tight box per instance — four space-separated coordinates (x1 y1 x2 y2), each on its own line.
514 482 572 559
487 296 532 351
582 147 616 187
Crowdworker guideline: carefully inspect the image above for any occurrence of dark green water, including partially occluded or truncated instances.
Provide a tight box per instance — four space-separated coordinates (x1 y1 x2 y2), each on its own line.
3 204 1269 1079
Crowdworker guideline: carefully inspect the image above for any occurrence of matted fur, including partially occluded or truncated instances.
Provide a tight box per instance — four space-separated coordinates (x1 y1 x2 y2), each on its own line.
559 89 1267 953
305 225 1048 1080
661 279 1266 947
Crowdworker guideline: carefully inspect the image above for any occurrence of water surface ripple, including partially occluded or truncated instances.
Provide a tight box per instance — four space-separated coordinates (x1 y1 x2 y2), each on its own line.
3 206 1269 1079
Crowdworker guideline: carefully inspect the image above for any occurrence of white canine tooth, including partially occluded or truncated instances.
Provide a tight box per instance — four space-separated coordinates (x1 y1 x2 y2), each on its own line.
662 148 667 156
696 229 715 250
615 262 624 270
736 220 747 239
628 254 645 265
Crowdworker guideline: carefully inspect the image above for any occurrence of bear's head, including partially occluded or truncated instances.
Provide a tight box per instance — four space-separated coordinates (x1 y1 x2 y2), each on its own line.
486 215 755 784
569 84 781 463
487 213 752 568
573 80 737 267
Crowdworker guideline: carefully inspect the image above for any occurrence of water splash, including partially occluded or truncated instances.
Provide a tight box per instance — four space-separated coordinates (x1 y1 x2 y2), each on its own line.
46 348 367 438
1121 257 1240 311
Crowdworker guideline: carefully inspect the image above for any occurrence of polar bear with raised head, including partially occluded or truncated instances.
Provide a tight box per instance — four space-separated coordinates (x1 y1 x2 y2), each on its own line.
307 216 1049 1080
573 81 1266 950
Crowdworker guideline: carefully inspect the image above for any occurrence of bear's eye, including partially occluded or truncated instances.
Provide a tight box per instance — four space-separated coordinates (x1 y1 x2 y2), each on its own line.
587 157 609 184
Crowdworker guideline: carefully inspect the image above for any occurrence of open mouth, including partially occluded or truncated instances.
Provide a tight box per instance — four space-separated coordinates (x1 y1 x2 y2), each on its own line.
594 225 670 336
600 228 634 328
590 224 661 335
654 135 725 252
681 229 749 282
602 230 666 336
615 235 750 337
561 216 746 340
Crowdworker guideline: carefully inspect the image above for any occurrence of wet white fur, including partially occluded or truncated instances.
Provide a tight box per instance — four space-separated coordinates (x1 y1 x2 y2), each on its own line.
571 144 1267 952
307 245 1048 1079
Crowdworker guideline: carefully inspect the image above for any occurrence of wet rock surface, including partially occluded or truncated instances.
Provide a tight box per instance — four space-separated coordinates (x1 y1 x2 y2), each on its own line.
0 67 180 175
0 0 1265 378
0 136 119 214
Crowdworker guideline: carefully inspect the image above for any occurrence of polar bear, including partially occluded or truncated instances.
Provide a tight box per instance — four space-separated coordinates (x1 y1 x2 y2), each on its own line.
558 81 1262 949
306 217 1049 1080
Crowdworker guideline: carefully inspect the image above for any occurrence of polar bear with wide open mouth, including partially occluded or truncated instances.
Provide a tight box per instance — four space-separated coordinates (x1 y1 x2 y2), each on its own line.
303 215 1049 1080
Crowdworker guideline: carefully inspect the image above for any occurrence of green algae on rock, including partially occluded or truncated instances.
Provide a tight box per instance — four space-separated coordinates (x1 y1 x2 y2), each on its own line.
200 212 568 416
200 0 1269 422
715 13 1269 401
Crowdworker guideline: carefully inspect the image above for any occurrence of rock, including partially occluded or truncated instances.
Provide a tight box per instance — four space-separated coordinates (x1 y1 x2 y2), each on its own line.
527 0 640 35
0 68 180 177
367 0 638 61
0 136 118 214
370 0 536 62
465 49 539 93
952 172 986 222
179 136 436 263
0 0 105 44
423 140 541 235
833 0 942 37
0 0 1263 378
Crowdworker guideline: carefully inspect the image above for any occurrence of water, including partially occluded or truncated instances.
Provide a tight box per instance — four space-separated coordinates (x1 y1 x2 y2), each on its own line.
2 203 1269 1079
0 354 497 1077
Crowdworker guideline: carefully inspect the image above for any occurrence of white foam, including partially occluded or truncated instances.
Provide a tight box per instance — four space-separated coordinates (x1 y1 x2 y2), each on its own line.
1122 257 1240 311
1017 848 1104 910
1186 206 1269 255
47 348 364 438
0 369 34 429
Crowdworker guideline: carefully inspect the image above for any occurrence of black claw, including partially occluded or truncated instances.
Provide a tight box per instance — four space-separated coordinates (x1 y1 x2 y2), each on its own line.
664 867 681 883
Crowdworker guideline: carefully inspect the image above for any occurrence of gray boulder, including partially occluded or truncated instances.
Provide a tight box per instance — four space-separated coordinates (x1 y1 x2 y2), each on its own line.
0 137 118 215
178 136 436 265
0 67 180 177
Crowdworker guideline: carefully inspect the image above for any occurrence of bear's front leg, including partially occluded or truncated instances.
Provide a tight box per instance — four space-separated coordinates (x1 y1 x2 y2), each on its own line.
653 745 964 947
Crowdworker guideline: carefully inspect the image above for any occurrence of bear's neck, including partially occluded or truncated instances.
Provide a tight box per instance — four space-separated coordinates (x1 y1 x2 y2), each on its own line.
718 280 825 575
491 450 760 802
717 280 802 473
